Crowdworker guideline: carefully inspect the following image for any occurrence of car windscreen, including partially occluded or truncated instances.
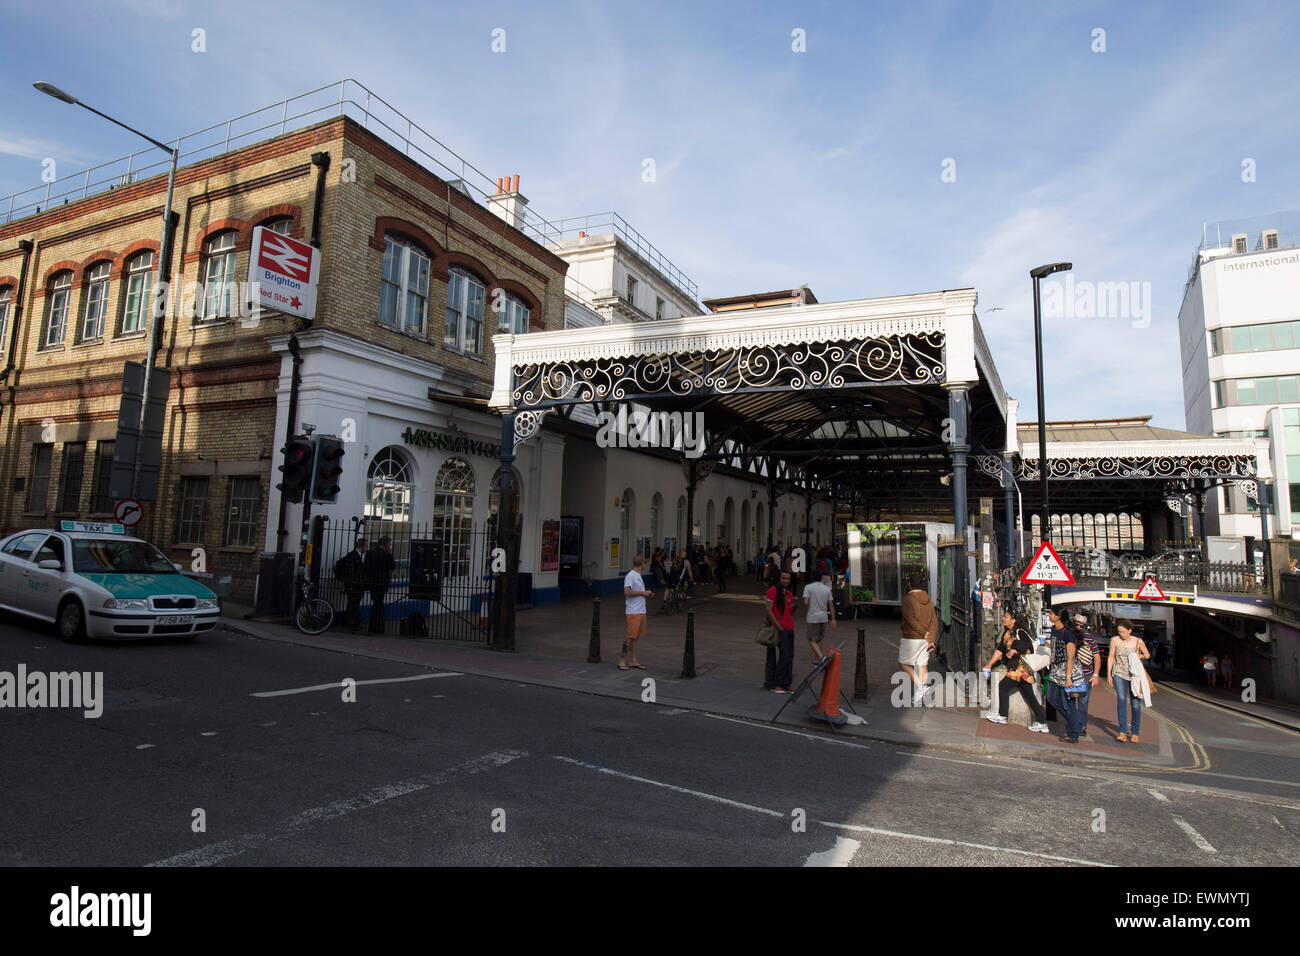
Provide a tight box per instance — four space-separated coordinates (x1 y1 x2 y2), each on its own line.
72 539 176 574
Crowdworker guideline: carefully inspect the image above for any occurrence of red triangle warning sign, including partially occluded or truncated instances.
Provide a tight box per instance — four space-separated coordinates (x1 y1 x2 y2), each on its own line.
1136 576 1165 600
1020 541 1075 585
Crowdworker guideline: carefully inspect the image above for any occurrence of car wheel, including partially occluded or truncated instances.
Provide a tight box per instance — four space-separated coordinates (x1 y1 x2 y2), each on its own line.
57 598 87 643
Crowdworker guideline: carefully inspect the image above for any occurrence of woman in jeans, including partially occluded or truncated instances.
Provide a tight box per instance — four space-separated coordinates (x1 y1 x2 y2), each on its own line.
1107 619 1151 743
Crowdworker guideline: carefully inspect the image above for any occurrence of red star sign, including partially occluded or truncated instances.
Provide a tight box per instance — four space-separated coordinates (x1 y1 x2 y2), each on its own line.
290 296 301 309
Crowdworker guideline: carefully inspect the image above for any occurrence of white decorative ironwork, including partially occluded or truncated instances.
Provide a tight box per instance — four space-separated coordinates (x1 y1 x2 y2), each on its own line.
1017 454 1257 482
973 455 1007 487
512 409 549 443
1236 479 1260 502
682 458 716 483
1166 497 1186 517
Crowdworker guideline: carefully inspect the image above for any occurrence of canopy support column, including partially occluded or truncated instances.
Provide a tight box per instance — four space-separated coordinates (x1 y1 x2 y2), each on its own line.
492 411 518 652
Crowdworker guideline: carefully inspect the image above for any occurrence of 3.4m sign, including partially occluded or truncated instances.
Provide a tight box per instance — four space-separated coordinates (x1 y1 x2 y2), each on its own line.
248 226 319 321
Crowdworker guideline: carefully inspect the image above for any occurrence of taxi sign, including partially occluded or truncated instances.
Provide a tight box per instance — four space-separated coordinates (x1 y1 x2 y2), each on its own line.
1135 576 1166 600
60 520 125 534
1020 541 1075 585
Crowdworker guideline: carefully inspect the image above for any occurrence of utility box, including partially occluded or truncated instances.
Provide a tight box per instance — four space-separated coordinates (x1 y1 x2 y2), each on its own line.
255 552 295 616
1207 535 1246 563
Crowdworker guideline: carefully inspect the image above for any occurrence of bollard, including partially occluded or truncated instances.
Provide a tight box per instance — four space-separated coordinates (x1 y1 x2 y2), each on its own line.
586 596 601 663
853 625 868 700
680 609 696 678
763 644 777 689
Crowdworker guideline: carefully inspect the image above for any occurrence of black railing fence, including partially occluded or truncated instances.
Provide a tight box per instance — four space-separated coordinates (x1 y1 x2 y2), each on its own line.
313 518 496 642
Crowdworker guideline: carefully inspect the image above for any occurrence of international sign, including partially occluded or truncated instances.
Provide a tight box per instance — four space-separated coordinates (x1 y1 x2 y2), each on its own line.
1020 541 1075 585
1136 576 1166 600
248 226 318 320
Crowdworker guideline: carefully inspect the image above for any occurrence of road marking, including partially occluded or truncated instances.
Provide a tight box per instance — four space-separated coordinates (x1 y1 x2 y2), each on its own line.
1155 682 1300 737
251 672 461 698
200 732 218 737
135 744 155 750
1148 789 1169 802
702 713 869 748
555 755 1113 866
148 749 527 867
1171 815 1217 854
804 836 860 867
900 750 1089 779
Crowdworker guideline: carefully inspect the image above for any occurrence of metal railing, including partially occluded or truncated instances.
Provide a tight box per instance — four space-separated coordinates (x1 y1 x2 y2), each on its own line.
998 551 1268 596
542 212 699 300
1188 210 1300 281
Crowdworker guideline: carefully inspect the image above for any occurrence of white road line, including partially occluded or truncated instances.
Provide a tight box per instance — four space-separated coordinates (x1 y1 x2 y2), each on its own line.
900 750 1090 780
1148 789 1169 802
804 836 861 867
148 749 527 867
1171 815 1217 854
553 756 784 817
703 713 869 748
250 672 462 698
135 744 155 750
555 755 1113 866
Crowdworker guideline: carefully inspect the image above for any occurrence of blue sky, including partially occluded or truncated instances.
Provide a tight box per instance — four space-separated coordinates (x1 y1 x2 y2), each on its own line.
1 0 1296 429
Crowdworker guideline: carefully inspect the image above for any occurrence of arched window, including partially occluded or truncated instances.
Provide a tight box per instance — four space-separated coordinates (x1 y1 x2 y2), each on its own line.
201 231 238 319
497 290 531 335
619 487 636 570
705 500 716 547
263 217 293 236
366 446 414 524
120 251 154 334
0 286 12 358
379 233 431 335
433 458 476 577
488 467 522 544
79 261 111 342
445 266 486 354
44 271 72 348
740 499 750 564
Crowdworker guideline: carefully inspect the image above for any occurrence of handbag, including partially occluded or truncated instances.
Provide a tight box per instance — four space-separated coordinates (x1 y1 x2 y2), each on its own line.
1024 651 1051 673
755 624 778 647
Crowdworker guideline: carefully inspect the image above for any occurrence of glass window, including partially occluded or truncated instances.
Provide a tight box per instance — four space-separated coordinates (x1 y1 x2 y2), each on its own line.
1282 378 1300 404
72 539 173 574
92 441 115 513
378 235 430 336
1256 378 1279 405
655 297 665 322
58 442 86 512
1213 380 1225 408
224 476 262 547
44 272 72 347
1231 327 1252 352
1290 483 1300 521
200 232 238 319
121 251 154 334
28 445 52 511
365 446 414 524
626 274 637 305
1208 328 1220 356
445 266 485 353
4 532 49 560
175 476 209 544
1252 325 1274 351
1237 379 1255 405
264 218 293 236
498 293 530 334
432 458 475 578
1275 322 1294 349
0 286 11 356
80 261 110 342
1285 407 1300 427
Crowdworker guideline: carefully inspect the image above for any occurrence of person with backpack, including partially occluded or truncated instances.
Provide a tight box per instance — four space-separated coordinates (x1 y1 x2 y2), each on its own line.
1046 606 1085 743
1070 613 1100 738
334 537 368 632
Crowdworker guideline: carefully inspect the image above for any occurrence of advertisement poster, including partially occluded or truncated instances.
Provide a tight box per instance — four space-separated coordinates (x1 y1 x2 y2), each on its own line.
609 537 620 568
540 520 559 572
560 516 582 566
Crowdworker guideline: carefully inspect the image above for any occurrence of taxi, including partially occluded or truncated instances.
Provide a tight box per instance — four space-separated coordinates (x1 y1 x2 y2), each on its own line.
0 521 220 642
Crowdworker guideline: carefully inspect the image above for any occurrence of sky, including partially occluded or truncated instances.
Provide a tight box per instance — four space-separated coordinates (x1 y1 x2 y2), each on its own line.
1 0 1297 430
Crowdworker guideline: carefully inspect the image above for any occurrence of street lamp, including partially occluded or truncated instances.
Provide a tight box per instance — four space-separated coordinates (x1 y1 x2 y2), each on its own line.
1029 262 1072 550
34 81 178 502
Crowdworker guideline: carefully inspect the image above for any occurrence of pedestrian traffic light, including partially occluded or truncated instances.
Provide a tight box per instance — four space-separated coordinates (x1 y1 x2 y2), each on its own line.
311 435 345 504
277 436 315 504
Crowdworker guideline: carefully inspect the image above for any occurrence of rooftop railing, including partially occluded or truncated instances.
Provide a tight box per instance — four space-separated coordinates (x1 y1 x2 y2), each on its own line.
1188 211 1300 281
542 211 699 300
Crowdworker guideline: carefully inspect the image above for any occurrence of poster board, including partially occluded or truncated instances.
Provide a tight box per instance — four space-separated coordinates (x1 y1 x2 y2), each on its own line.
540 520 559 572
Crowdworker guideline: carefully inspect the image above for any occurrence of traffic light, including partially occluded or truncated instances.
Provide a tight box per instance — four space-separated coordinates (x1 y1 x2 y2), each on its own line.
311 435 345 504
277 435 315 504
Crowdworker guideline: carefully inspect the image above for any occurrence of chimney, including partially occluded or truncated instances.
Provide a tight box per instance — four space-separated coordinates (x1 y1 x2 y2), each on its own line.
486 173 528 229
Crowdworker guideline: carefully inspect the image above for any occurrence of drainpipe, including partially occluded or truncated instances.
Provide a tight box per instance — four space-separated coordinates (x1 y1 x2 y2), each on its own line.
2 239 34 381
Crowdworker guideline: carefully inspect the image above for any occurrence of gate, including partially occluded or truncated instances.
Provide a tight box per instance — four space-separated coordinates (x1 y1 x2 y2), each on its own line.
936 542 972 672
313 518 496 643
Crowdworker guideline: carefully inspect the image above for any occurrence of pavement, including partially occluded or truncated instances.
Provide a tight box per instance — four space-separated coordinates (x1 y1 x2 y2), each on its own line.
218 579 1300 767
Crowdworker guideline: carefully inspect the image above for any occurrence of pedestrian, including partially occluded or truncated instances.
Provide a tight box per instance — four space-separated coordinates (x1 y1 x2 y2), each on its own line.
716 545 728 592
1108 619 1151 743
1046 606 1085 743
364 535 396 634
801 573 836 661
1220 652 1234 690
981 610 1050 732
1070 613 1100 738
650 548 667 588
333 537 368 631
899 572 938 706
1201 650 1219 688
766 570 797 693
619 554 654 671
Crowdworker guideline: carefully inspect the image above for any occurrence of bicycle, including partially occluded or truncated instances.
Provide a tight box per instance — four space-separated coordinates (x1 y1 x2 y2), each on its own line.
660 577 690 615
295 578 335 635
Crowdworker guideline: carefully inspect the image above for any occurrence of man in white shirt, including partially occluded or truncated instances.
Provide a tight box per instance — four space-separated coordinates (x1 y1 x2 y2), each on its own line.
801 573 836 661
620 554 655 671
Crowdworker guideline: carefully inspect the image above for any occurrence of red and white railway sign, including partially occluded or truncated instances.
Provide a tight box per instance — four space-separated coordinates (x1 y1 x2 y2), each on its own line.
1135 576 1166 600
1020 541 1075 585
248 226 319 320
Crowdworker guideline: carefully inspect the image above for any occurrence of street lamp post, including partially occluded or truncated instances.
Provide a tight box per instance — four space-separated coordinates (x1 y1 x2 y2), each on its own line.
34 82 178 503
1030 262 1071 602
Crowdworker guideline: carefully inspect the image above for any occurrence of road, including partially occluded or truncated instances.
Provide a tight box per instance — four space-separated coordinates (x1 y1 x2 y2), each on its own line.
1 615 1298 866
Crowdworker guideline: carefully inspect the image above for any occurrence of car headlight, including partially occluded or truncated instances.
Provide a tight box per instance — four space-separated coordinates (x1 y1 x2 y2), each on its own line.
196 598 219 609
104 598 148 609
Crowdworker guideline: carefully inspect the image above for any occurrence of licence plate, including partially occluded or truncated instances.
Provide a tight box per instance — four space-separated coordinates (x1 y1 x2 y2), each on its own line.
158 615 193 626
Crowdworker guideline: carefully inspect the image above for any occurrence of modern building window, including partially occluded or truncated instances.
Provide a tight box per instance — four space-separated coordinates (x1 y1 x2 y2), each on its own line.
655 297 664 321
1264 230 1280 250
1217 319 1300 355
1236 375 1300 406
120 251 154 334
497 292 530 335
44 271 72 348
445 266 485 354
433 457 475 578
0 286 11 357
626 274 637 306
91 440 115 513
378 234 431 336
1208 328 1220 356
28 444 53 511
57 442 86 512
79 261 111 342
200 231 238 319
175 476 209 544
365 446 414 525
224 477 262 547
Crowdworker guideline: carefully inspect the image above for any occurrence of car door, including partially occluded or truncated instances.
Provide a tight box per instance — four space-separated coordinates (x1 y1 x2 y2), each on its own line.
0 532 53 612
24 534 70 621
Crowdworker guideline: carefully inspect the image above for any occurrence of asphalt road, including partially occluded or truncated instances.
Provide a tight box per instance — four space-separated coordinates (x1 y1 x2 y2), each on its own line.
1 614 1298 867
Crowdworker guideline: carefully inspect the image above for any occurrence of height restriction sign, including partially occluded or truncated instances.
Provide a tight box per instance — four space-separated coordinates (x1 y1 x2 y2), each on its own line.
1020 541 1076 585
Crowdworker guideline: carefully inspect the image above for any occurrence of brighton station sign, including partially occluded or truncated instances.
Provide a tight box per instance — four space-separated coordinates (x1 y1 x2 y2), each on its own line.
401 426 500 459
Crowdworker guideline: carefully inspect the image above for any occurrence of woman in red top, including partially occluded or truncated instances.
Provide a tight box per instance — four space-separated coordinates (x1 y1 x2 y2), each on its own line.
767 571 797 692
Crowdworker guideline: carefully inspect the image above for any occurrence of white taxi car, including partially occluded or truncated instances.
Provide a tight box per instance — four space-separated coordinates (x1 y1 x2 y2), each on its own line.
0 521 220 641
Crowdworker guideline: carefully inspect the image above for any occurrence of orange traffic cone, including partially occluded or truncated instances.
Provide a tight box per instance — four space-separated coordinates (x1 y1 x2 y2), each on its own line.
808 649 848 726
